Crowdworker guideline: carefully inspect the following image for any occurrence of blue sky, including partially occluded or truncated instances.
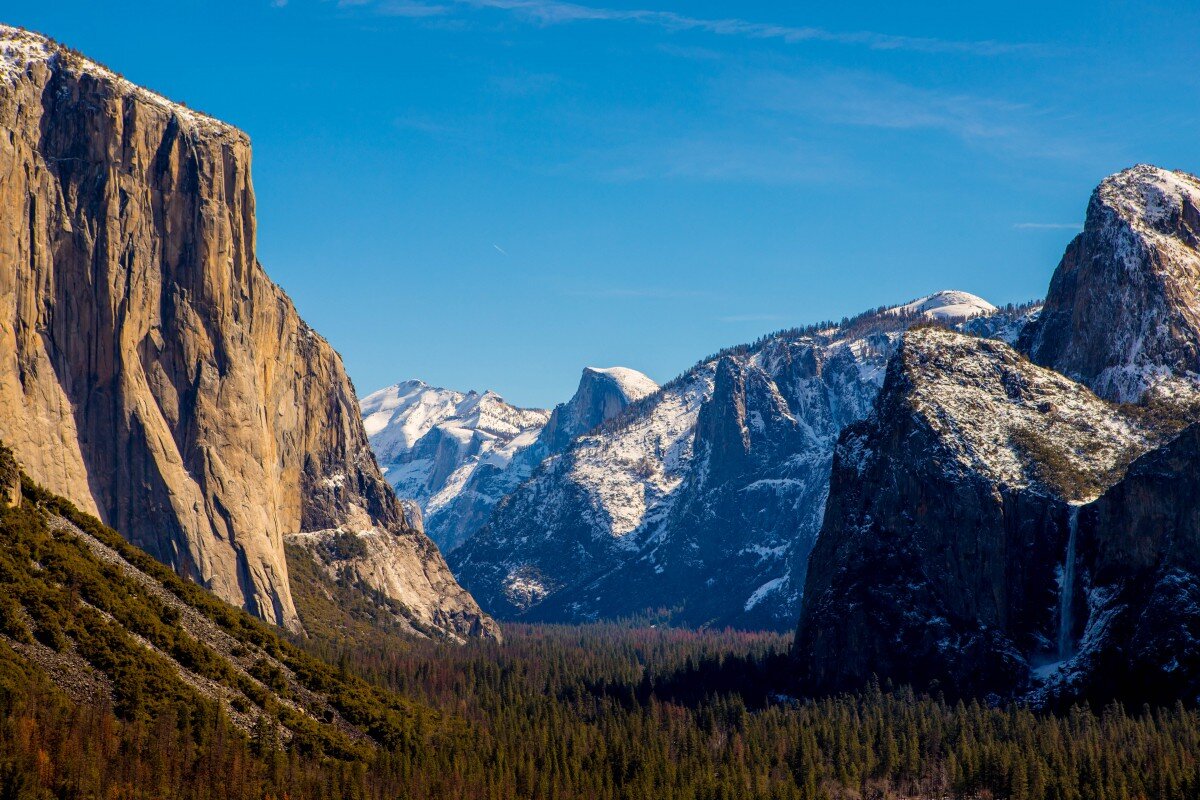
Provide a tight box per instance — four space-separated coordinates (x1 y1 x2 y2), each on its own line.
9 1 1200 407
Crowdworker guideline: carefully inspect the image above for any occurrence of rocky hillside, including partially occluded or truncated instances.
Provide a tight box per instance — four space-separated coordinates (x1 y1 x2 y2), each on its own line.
452 292 1027 629
798 164 1200 702
364 367 657 553
0 26 493 640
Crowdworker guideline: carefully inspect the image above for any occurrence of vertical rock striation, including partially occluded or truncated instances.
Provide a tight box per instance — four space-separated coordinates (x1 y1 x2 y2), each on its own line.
0 26 495 639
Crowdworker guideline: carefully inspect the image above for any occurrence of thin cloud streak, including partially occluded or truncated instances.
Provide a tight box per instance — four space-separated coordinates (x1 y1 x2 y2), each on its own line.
350 0 1037 56
718 313 782 323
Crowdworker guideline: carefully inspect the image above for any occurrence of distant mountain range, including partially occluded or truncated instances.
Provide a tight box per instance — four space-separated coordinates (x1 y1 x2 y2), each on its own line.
370 291 1037 630
362 367 659 553
366 161 1200 704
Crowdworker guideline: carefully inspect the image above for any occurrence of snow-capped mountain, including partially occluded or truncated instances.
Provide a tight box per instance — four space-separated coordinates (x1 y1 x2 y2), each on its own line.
450 291 1034 630
361 382 550 547
362 368 658 552
889 290 997 321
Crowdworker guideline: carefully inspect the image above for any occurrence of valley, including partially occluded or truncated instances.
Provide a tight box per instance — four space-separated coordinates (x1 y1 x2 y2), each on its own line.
2 14 1200 800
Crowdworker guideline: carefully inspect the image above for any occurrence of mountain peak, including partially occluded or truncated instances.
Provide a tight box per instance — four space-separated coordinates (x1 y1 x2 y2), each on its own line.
580 366 660 403
1 24 236 137
1097 164 1200 233
533 366 659 454
889 290 997 321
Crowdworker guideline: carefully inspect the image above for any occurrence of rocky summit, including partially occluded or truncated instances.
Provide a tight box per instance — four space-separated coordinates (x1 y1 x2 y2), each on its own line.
1023 165 1200 405
0 26 495 640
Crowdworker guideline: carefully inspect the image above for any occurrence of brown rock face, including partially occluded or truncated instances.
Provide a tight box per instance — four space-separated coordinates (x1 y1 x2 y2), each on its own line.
0 27 495 639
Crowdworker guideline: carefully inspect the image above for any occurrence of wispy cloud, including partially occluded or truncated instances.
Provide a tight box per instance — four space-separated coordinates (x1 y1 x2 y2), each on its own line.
742 71 1024 142
570 133 854 185
1013 222 1083 230
342 0 1036 56
358 0 451 16
718 313 782 323
726 70 1092 160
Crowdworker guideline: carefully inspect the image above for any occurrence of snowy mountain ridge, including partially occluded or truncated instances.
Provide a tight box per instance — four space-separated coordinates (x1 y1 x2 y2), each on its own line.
450 291 1034 629
362 368 658 553
360 381 549 524
887 289 997 321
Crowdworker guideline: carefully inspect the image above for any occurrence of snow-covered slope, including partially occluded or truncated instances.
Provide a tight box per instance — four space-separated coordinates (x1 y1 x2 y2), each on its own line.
362 368 658 553
360 381 549 549
423 366 658 552
889 290 997 321
451 294 1036 629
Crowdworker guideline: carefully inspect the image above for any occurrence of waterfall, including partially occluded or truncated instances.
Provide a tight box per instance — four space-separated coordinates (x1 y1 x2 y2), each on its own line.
1057 506 1079 661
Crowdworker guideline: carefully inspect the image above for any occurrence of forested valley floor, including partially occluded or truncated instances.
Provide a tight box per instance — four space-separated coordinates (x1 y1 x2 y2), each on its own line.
0 466 1195 800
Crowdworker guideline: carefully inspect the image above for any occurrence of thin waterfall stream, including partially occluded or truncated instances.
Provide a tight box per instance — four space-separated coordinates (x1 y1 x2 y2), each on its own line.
1058 505 1079 661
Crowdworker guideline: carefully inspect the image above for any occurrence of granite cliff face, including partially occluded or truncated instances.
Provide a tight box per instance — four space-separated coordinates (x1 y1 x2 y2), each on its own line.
1022 165 1200 404
1035 422 1200 707
0 26 494 639
534 367 660 455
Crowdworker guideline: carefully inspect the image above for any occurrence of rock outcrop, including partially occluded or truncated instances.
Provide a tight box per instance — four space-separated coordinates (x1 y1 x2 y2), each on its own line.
794 328 1162 697
0 26 494 639
534 366 660 454
1022 165 1200 404
794 166 1200 701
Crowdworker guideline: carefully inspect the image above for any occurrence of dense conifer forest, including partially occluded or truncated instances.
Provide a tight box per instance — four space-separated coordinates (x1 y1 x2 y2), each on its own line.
1 460 1199 799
